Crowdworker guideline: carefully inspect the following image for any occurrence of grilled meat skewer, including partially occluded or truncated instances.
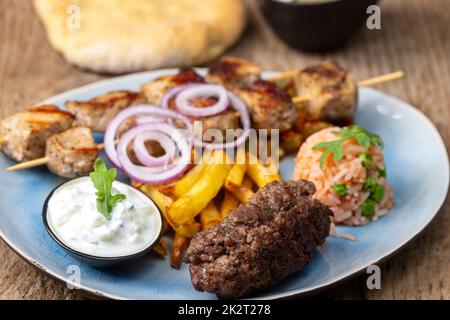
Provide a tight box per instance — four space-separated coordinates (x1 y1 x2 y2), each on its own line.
46 127 99 178
141 68 204 106
66 90 147 132
0 105 74 162
206 56 261 88
141 68 243 138
294 61 357 123
235 80 297 133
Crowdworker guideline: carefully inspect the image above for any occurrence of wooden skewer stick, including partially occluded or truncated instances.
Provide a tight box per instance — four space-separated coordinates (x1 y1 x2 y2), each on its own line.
267 70 300 82
6 142 107 172
292 71 405 105
357 71 404 87
7 157 50 171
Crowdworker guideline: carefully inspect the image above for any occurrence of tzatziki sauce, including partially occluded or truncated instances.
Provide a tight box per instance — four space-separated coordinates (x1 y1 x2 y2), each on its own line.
46 177 161 257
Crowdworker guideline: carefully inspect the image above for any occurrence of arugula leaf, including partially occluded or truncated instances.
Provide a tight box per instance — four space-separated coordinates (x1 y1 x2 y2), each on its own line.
89 158 126 220
313 125 383 169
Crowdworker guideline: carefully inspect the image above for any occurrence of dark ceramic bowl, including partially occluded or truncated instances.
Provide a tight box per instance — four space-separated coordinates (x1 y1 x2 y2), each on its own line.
43 178 163 268
260 0 379 52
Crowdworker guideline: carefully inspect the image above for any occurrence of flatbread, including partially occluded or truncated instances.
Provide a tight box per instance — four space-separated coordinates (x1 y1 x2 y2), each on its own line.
33 0 246 74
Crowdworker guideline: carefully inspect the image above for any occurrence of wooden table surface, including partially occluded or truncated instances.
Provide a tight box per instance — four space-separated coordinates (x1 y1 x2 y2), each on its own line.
1 0 449 300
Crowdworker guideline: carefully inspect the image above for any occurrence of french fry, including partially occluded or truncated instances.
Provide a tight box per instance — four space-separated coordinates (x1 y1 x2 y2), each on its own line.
162 218 171 235
153 239 168 256
175 223 202 237
246 153 281 188
225 163 247 189
170 161 206 198
226 176 254 203
220 191 240 219
200 201 221 230
139 184 201 238
167 151 232 227
224 148 247 189
171 233 188 269
131 180 143 188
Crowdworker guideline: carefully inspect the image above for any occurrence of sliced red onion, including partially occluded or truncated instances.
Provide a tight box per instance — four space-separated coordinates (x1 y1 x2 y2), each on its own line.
135 115 162 125
117 124 191 185
195 92 251 150
175 84 228 117
160 84 197 110
104 105 192 169
133 131 176 167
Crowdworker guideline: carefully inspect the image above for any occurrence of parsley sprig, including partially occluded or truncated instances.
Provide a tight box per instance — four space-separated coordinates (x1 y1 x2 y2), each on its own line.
90 158 126 220
312 125 383 169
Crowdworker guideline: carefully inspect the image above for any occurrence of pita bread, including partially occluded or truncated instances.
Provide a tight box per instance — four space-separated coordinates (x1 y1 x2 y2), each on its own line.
33 0 246 74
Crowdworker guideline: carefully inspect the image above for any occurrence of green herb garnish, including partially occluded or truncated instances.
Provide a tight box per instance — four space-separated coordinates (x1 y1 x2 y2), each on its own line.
90 158 126 220
377 167 387 178
361 199 376 217
363 176 385 203
363 176 377 192
370 184 385 202
333 184 348 196
359 153 373 168
313 125 383 169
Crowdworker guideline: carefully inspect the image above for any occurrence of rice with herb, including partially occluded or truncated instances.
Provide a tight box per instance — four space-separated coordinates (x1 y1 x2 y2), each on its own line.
294 126 393 226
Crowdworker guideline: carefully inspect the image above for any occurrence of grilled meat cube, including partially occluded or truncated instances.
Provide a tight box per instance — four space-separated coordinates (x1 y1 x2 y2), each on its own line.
186 180 332 299
0 105 75 162
141 68 204 106
200 111 240 143
166 95 241 142
65 90 147 132
235 80 296 132
46 127 99 178
206 56 261 88
295 61 357 122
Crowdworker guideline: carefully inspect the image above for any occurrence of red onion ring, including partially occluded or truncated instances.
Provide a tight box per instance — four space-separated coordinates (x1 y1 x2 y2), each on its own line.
117 124 191 185
160 84 197 110
174 84 229 117
104 105 192 169
133 131 176 167
135 115 162 125
194 92 251 150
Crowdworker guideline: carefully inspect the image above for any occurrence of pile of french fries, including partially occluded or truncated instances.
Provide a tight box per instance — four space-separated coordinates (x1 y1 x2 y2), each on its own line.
136 149 281 269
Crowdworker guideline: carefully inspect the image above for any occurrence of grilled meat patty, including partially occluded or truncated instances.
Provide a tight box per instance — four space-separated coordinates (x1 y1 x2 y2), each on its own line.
295 61 357 123
0 105 75 162
46 127 99 178
185 180 332 299
66 90 147 132
235 80 297 133
206 56 261 88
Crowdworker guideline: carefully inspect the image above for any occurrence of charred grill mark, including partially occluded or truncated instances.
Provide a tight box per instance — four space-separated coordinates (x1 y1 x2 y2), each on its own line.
173 68 205 85
67 91 145 109
301 61 347 80
241 80 292 108
208 60 239 81
28 105 75 118
70 147 99 154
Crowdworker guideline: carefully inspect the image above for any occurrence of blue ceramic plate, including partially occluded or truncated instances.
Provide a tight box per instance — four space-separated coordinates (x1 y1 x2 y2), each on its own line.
0 70 448 300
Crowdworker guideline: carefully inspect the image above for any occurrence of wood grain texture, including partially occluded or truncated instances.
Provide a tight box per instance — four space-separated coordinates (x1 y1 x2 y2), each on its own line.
0 0 449 300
